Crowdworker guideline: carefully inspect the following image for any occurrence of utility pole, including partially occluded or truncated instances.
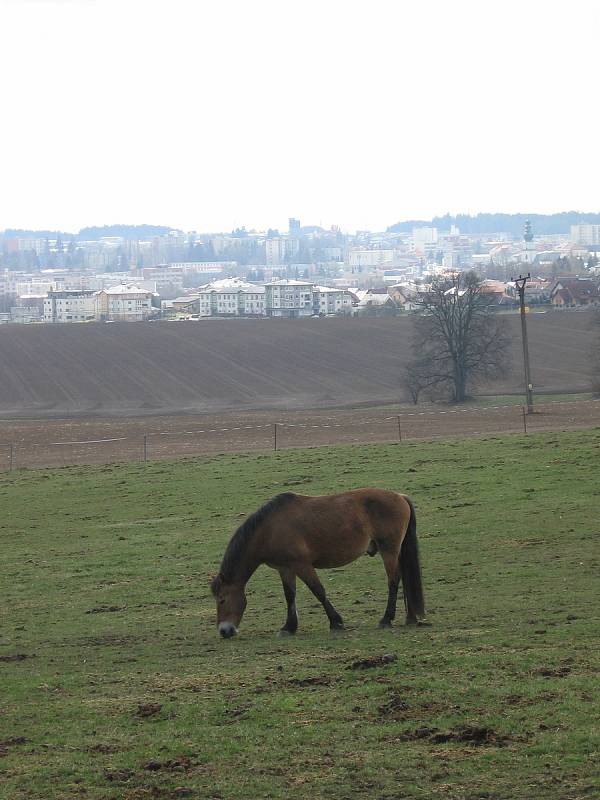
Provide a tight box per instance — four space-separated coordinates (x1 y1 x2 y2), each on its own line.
512 273 534 414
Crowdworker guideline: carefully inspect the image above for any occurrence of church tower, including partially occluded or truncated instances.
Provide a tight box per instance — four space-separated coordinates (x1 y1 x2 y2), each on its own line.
522 219 536 264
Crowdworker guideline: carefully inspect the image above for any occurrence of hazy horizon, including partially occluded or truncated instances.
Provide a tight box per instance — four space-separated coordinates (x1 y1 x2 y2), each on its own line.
2 0 599 233
4 209 600 238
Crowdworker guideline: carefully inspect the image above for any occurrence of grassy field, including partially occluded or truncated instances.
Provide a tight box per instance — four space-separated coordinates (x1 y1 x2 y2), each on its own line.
1 430 599 800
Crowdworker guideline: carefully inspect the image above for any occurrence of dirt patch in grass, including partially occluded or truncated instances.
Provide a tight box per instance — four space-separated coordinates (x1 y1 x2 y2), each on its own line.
123 788 195 799
222 703 252 720
286 675 337 687
399 724 517 747
104 767 135 783
532 666 572 678
504 691 558 706
378 694 410 718
0 653 34 663
87 742 124 754
144 755 193 772
348 653 398 670
377 692 452 721
79 633 141 647
0 736 29 756
135 703 162 719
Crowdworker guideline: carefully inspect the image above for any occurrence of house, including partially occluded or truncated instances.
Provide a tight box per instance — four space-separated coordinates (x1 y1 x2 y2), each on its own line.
387 284 418 311
356 287 398 316
549 278 600 308
479 280 518 307
171 294 201 314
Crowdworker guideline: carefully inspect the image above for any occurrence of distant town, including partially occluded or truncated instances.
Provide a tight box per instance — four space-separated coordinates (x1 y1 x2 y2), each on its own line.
1 215 599 324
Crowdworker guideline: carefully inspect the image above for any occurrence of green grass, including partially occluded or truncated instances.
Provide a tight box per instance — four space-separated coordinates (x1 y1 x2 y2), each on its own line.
1 430 599 800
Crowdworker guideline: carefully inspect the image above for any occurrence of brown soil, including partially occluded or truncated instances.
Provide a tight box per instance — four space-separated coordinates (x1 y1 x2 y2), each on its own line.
348 653 398 670
0 312 595 419
1 311 598 470
1 397 599 470
399 725 515 746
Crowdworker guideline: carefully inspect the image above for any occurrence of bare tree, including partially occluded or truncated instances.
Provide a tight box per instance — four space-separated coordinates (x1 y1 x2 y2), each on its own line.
404 272 511 403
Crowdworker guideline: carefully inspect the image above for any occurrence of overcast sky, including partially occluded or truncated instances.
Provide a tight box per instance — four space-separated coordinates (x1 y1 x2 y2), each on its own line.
1 0 598 233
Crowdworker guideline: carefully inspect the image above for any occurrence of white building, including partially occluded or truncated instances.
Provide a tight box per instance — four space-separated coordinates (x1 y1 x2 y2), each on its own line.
264 279 314 317
240 285 266 316
348 248 395 270
169 261 236 274
44 290 98 323
173 278 266 318
312 286 353 315
96 284 157 321
412 227 438 252
570 224 600 246
265 238 300 266
16 278 61 296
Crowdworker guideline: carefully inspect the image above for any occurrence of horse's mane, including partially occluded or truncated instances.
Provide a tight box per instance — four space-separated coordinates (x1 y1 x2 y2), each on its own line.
214 492 296 587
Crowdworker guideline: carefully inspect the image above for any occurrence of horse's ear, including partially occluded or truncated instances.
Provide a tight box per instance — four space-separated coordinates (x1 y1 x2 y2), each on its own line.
209 573 223 596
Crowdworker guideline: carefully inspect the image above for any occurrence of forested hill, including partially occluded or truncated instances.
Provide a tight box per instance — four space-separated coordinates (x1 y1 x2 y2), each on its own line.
1 225 179 240
387 212 600 236
77 224 178 240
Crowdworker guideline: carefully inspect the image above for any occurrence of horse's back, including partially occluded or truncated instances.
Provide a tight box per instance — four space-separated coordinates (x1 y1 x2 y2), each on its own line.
265 488 411 569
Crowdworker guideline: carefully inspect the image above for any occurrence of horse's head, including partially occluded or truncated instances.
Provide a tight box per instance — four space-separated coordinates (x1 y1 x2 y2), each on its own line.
210 573 247 638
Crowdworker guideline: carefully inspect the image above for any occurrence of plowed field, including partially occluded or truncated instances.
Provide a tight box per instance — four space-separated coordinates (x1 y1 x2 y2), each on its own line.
0 311 596 419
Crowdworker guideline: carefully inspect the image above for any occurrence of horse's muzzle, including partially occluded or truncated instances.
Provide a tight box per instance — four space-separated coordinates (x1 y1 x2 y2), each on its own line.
218 622 238 639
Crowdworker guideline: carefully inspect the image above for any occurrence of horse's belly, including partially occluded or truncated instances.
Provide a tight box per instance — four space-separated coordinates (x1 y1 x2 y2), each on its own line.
312 548 364 569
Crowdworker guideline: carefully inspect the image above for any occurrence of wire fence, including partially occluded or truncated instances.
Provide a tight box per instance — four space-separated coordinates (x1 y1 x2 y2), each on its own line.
1 399 599 472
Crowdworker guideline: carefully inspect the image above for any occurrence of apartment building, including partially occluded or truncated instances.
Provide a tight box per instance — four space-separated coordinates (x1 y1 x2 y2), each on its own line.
174 279 266 318
96 284 157 321
265 238 300 266
264 279 314 317
43 290 98 322
312 286 353 315
347 248 395 270
570 224 600 246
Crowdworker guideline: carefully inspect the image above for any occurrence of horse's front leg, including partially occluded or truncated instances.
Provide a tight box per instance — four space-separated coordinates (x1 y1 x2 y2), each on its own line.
295 563 344 631
278 568 298 635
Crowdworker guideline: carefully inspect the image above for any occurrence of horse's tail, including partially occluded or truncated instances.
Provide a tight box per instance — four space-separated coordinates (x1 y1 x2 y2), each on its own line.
400 498 425 620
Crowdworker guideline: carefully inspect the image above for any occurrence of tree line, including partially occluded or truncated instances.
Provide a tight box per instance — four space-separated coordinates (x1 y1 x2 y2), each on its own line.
388 211 600 236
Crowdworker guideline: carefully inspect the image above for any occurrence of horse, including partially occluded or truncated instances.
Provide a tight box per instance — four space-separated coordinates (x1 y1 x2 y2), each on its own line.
210 488 425 638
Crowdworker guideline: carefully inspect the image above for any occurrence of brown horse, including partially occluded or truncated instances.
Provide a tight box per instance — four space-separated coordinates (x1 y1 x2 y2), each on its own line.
210 488 425 638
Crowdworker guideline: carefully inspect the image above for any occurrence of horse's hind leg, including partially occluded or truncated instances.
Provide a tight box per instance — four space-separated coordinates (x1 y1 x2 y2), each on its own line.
278 568 298 635
295 563 344 631
379 547 401 628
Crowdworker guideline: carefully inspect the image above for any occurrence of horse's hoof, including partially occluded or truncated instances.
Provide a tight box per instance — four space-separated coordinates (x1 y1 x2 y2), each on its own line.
406 618 431 627
330 623 345 634
379 620 392 629
278 628 296 637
